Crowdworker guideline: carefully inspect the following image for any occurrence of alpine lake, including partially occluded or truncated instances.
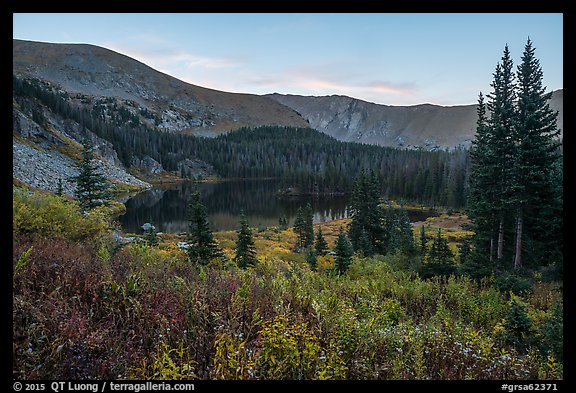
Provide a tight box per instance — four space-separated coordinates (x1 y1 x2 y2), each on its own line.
117 179 436 235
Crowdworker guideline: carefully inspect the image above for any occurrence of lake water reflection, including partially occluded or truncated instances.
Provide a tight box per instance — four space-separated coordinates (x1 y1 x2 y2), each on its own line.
117 179 350 233
117 179 436 234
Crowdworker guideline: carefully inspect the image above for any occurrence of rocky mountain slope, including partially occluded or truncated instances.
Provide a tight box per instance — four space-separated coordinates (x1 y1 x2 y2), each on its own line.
13 39 309 135
13 94 151 195
266 91 563 150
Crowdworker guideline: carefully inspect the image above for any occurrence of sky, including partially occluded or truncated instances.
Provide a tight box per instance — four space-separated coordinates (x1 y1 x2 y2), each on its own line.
13 13 563 106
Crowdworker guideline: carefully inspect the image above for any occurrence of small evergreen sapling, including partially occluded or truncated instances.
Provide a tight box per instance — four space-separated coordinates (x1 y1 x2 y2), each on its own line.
334 227 353 275
186 190 222 265
314 227 328 256
234 211 258 269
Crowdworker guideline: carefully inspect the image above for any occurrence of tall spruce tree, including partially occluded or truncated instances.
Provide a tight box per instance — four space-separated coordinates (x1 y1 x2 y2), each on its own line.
468 92 499 269
487 45 517 263
381 206 414 255
304 203 315 247
294 204 314 250
293 207 305 249
348 169 385 255
278 215 288 231
357 227 373 257
70 139 110 211
186 190 222 265
395 207 416 255
512 38 562 269
468 39 562 273
468 45 517 272
234 211 258 269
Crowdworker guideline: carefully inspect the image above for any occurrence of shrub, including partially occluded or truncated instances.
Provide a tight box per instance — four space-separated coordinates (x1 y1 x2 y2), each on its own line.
130 340 197 380
12 192 563 380
494 272 534 295
538 301 563 361
13 188 107 241
256 315 341 379
211 329 256 379
503 296 534 353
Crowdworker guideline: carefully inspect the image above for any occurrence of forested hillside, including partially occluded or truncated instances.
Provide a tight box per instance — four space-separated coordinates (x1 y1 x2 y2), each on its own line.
14 75 468 207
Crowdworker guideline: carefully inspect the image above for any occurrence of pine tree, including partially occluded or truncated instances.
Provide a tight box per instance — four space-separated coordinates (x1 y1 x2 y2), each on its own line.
468 45 517 270
293 204 314 250
142 222 158 246
348 169 385 256
381 207 414 255
306 247 318 271
512 38 562 269
504 297 534 353
69 139 110 211
488 45 517 263
468 92 499 269
419 225 428 258
431 228 454 264
395 207 415 254
293 207 306 249
186 190 221 265
468 40 562 272
366 171 386 253
278 215 288 231
234 211 257 269
303 203 314 247
422 228 455 277
457 236 472 266
334 227 353 275
357 226 373 257
314 227 328 256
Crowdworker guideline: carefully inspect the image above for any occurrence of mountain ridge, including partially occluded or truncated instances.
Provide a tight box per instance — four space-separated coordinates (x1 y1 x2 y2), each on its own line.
265 90 563 150
13 39 562 150
13 39 310 134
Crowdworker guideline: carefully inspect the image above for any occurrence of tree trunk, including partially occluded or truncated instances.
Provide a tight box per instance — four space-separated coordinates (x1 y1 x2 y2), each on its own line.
489 236 494 263
514 212 523 270
497 217 504 260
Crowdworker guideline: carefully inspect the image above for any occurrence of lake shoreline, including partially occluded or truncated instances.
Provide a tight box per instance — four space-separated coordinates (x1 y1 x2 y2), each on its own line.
116 179 351 234
116 178 457 235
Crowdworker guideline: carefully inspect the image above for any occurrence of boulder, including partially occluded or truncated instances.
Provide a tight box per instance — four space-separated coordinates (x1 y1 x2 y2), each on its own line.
131 155 164 174
177 158 215 179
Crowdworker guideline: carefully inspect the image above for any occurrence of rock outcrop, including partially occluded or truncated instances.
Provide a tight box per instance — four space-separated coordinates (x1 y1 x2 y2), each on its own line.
177 158 216 179
131 156 165 175
13 99 150 194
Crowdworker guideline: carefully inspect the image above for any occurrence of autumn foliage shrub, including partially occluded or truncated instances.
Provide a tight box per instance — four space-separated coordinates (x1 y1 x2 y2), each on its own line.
13 187 108 242
13 190 563 380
